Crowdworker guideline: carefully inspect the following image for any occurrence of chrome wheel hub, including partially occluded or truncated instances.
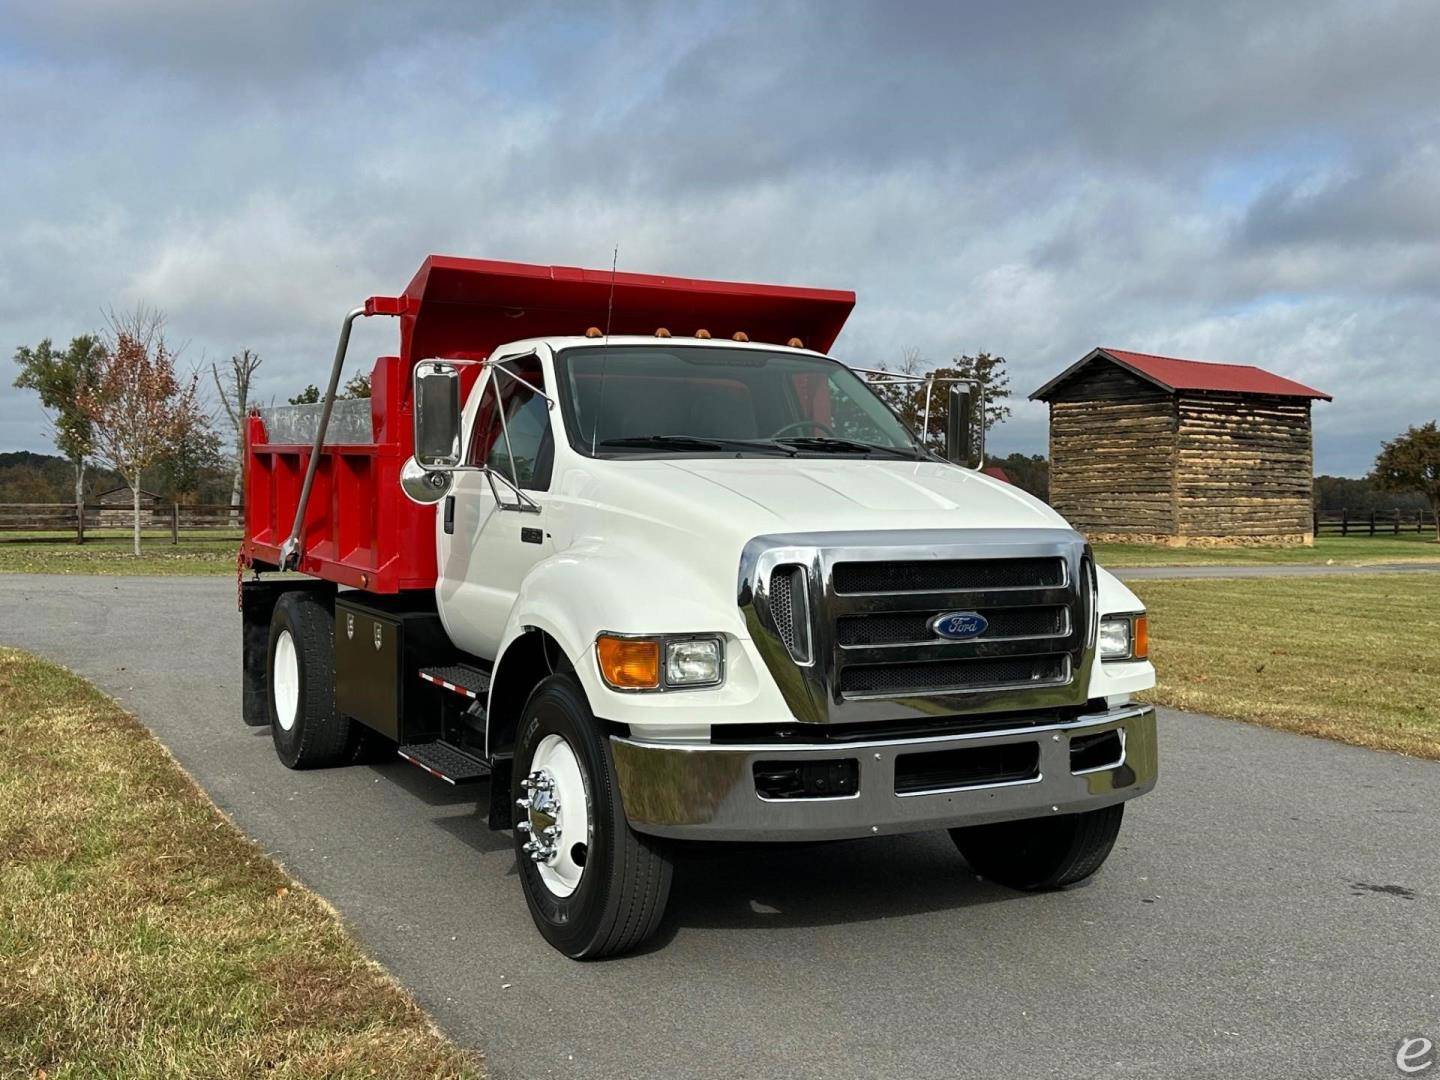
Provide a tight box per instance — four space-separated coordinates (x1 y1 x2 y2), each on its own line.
516 734 590 897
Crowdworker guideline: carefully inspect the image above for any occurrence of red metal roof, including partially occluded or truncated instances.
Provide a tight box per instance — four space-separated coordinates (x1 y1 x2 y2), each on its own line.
1031 347 1332 401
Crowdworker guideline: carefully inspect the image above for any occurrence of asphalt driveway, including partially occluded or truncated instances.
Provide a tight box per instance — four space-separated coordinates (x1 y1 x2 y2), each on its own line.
2 573 1436 1079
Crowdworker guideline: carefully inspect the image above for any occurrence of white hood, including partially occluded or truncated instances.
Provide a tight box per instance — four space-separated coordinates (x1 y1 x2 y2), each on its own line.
561 456 1070 550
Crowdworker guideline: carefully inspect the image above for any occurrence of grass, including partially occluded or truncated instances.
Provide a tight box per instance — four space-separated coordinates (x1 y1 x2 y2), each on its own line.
0 537 238 575
1093 532 1440 567
0 648 481 1079
1132 574 1440 760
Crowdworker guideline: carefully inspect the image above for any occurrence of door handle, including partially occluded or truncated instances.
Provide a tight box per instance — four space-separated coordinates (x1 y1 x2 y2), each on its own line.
443 495 455 535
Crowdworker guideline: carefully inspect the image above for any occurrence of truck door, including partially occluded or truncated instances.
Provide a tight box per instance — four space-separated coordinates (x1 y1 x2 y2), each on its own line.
436 353 555 660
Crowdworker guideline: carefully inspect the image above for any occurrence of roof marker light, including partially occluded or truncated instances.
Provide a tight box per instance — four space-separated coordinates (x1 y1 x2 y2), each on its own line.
585 326 603 338
695 329 711 339
787 337 804 348
655 327 671 338
732 331 749 342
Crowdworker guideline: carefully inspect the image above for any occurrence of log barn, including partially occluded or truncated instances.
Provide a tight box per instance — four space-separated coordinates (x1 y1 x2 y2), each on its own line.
1031 348 1332 546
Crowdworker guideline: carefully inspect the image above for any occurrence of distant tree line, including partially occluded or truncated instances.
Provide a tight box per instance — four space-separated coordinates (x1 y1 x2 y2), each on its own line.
1312 475 1428 516
10 306 269 554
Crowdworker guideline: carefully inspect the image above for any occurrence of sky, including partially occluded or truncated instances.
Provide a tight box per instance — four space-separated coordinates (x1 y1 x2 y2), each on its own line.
2 0 1438 476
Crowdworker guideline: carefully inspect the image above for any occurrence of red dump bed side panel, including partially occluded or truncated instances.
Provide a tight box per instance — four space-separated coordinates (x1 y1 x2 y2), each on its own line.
242 354 437 592
242 256 855 593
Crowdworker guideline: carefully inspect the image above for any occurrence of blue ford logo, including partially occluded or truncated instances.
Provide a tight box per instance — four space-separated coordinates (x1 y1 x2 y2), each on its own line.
930 611 988 640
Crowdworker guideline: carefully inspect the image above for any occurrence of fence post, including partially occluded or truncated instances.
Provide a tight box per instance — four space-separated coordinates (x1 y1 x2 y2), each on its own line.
1368 510 1376 536
171 503 179 545
1312 510 1319 536
1394 509 1401 536
76 501 85 545
1341 509 1348 537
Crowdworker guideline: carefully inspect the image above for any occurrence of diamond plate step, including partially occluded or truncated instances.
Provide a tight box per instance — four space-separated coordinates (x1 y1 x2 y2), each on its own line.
397 740 492 785
419 663 492 700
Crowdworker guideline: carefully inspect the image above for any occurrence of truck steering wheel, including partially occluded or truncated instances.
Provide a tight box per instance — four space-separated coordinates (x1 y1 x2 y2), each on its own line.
771 419 837 439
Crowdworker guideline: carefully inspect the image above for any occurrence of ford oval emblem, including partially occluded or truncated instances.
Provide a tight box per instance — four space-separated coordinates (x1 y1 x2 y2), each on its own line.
930 611 989 640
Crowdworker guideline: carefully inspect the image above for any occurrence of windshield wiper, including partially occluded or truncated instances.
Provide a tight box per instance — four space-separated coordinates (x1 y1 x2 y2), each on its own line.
598 434 797 455
775 436 923 460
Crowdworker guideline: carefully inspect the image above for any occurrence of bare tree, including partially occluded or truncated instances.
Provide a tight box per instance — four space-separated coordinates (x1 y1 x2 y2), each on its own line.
80 307 204 556
871 348 1013 452
212 349 263 518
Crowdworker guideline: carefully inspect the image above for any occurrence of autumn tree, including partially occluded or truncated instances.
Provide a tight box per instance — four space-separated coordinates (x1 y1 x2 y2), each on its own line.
79 308 204 555
872 348 1013 452
1372 421 1440 541
12 334 107 508
159 416 224 504
212 349 263 513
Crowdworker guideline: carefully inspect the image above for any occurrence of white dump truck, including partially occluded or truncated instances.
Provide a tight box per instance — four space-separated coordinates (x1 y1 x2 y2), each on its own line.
240 256 1156 958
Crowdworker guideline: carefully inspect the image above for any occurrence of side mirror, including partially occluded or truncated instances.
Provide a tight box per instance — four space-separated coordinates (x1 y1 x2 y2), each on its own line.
399 456 453 505
945 384 985 469
414 360 462 469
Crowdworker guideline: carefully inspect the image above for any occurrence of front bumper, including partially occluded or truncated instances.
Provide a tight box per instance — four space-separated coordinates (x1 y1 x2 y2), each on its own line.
610 704 1157 841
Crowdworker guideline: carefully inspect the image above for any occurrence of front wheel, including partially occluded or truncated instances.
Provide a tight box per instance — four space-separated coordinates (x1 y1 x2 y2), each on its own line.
512 674 673 959
949 803 1125 891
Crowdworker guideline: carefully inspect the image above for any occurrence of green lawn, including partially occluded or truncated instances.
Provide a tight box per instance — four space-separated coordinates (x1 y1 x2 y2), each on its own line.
1094 532 1440 567
0 647 481 1079
1132 574 1440 759
0 536 238 575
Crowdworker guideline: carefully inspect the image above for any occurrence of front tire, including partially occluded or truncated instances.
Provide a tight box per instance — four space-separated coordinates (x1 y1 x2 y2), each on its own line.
267 591 352 769
949 803 1125 891
512 674 673 959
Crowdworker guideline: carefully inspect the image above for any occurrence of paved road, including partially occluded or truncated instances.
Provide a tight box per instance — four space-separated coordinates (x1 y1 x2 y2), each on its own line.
1114 561 1440 579
3 574 1437 1080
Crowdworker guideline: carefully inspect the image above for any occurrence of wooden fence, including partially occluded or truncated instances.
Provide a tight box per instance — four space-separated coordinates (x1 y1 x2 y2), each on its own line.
1314 509 1436 536
0 502 243 544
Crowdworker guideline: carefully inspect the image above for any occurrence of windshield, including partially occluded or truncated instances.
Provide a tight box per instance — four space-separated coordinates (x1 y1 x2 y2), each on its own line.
555 345 922 458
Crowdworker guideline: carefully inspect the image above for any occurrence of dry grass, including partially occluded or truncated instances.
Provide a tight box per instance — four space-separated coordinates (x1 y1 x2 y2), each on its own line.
1132 575 1440 759
1094 533 1440 567
0 648 482 1079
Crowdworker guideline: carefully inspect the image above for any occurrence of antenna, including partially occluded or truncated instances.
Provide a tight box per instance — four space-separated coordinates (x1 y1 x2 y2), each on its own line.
590 245 619 454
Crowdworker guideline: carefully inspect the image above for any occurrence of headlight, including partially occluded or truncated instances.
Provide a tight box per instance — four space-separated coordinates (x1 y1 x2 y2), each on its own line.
665 638 723 686
1099 613 1148 662
596 634 725 690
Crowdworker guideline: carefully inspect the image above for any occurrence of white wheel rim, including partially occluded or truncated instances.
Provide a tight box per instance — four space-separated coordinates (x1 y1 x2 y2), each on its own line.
519 734 591 898
273 629 300 732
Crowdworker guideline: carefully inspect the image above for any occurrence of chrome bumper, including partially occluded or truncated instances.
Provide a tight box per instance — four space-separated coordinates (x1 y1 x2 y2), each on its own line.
610 704 1157 842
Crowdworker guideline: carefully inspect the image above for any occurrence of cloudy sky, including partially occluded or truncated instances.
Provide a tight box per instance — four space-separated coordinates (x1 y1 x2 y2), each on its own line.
3 0 1437 475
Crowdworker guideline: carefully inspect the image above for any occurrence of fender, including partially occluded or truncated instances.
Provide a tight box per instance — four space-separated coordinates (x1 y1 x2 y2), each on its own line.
1088 565 1156 699
488 539 791 739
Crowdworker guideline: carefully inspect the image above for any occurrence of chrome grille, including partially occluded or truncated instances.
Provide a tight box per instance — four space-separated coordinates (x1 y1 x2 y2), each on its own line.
739 530 1095 725
836 606 1068 646
768 565 811 663
840 655 1069 694
833 556 1064 594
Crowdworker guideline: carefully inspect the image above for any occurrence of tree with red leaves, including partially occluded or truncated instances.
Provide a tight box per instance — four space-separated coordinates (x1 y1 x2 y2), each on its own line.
79 307 204 556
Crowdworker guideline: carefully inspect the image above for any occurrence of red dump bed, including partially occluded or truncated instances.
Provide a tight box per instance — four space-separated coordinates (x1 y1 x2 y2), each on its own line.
242 255 855 592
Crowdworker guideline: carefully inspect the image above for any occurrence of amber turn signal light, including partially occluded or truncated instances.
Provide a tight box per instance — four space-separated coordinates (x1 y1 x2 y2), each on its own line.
596 635 661 689
1132 615 1149 660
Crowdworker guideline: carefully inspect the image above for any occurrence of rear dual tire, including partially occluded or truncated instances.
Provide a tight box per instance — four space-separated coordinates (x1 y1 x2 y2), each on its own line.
266 591 355 769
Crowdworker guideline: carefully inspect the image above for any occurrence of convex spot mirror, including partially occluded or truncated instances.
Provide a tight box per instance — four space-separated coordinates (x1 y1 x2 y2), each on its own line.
400 456 453 506
414 360 462 469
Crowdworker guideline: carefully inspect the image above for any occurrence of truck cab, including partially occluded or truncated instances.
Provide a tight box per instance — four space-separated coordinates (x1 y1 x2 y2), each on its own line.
240 257 1157 958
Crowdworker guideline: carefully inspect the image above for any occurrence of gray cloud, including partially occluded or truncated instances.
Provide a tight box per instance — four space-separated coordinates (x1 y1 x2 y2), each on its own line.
3 0 1439 476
